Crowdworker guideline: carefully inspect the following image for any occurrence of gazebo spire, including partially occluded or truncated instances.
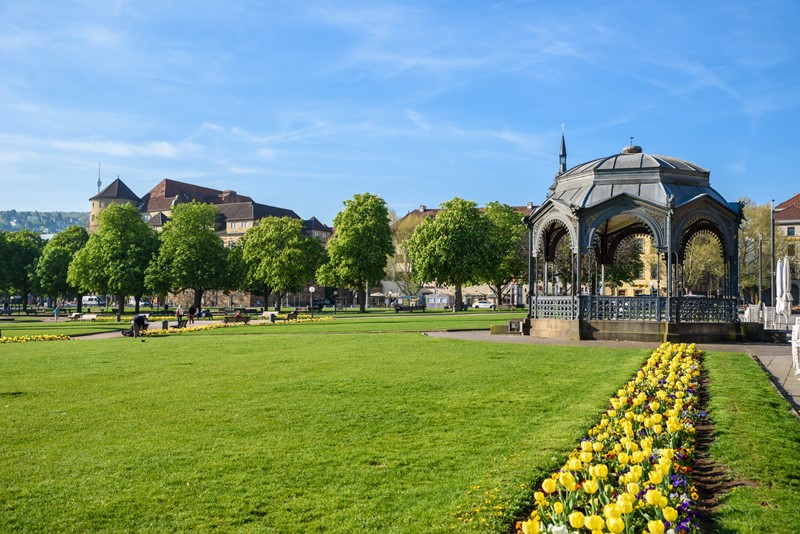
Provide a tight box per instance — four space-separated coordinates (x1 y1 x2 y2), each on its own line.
559 125 567 174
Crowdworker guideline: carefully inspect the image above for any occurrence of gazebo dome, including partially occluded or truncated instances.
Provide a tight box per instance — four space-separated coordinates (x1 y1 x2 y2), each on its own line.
548 146 728 210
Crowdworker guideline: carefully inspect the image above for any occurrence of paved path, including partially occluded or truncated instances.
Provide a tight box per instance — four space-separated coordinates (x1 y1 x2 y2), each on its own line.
427 331 800 414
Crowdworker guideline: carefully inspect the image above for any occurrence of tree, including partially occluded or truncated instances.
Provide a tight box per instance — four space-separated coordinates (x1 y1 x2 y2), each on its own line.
602 236 646 291
482 202 527 306
316 193 393 313
36 225 89 306
406 197 498 311
68 204 158 314
737 199 789 303
145 201 228 309
1 230 44 311
386 210 424 297
242 217 326 312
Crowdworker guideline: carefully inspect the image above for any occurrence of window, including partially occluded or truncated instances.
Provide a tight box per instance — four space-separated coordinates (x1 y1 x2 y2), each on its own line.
650 264 658 280
230 222 238 229
788 226 796 236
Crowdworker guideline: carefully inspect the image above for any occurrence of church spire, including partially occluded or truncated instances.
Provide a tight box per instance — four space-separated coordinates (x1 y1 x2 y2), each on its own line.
558 125 567 174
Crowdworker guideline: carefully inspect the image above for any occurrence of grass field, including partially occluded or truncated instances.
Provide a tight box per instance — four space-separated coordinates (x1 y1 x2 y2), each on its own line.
2 316 800 532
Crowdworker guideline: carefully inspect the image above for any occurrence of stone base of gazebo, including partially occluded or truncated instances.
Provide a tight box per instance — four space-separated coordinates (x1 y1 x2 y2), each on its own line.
522 318 781 344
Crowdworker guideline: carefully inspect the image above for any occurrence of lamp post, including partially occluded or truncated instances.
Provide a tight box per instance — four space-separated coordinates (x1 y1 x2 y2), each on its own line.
388 290 393 308
309 286 315 319
333 290 338 314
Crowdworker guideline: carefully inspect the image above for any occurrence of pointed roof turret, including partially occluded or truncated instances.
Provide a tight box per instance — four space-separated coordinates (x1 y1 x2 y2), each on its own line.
89 177 140 202
559 125 567 174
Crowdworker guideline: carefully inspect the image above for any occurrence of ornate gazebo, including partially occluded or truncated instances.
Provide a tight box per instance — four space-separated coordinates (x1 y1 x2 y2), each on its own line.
523 144 745 342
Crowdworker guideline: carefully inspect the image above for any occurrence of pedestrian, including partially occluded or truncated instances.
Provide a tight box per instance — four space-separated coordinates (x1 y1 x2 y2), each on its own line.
176 304 184 327
53 303 60 321
188 304 196 325
131 314 147 339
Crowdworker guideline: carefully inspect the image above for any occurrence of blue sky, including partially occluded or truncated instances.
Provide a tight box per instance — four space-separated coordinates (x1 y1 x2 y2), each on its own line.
2 0 799 224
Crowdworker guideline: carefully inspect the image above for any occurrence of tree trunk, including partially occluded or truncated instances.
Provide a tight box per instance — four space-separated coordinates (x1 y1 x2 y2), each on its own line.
262 288 272 311
359 282 366 313
117 295 124 316
77 293 84 313
193 288 203 309
454 283 463 313
275 291 284 313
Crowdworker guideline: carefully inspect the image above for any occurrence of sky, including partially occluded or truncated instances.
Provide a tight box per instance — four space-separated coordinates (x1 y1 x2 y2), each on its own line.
1 0 799 225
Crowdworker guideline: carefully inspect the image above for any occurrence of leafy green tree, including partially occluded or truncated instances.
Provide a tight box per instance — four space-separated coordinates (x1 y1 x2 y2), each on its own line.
482 202 527 307
36 225 89 306
406 197 498 312
316 193 393 313
1 230 44 311
68 204 158 314
387 210 424 297
738 199 788 303
145 201 228 309
242 217 326 312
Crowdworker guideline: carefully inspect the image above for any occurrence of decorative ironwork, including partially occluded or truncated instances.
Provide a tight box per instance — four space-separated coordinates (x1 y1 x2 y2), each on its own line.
532 296 737 323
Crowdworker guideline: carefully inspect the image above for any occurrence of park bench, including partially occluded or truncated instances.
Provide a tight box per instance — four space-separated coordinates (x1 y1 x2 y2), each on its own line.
261 311 278 323
68 312 82 321
80 314 98 321
283 310 299 322
223 315 251 324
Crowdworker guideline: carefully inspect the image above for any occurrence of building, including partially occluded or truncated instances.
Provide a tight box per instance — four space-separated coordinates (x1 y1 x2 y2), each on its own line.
89 177 333 307
775 193 800 303
90 177 330 244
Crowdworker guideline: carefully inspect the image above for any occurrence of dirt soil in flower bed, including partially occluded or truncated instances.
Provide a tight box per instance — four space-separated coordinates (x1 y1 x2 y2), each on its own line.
692 369 758 533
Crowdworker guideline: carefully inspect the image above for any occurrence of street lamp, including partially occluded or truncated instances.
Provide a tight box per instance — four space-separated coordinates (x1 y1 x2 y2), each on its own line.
333 290 338 314
388 290 393 308
309 286 315 319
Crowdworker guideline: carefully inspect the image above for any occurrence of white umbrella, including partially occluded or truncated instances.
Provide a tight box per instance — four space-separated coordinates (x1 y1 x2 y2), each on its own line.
781 255 793 326
776 258 785 327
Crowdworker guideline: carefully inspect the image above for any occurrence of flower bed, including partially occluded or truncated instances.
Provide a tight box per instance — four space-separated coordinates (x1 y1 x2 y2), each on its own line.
517 342 701 534
0 334 72 343
140 315 333 336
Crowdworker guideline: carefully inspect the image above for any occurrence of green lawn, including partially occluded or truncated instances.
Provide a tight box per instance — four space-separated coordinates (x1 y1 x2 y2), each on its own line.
3 324 800 532
1 330 647 532
704 351 800 533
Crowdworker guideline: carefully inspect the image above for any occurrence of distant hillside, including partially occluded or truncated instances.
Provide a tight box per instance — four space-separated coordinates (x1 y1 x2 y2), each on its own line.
0 211 89 235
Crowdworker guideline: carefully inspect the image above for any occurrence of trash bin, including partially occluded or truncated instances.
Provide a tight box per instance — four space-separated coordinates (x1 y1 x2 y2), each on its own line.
269 313 276 324
115 313 120 322
509 319 521 333
161 320 169 330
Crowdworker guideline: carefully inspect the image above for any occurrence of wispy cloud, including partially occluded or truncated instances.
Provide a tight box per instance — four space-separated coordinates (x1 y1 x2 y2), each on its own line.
52 139 200 158
405 109 430 130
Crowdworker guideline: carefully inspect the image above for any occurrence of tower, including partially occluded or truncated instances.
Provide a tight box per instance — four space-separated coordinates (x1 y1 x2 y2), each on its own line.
559 125 567 174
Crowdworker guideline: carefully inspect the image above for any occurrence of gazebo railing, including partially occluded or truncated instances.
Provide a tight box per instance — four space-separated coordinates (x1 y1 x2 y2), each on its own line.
532 296 737 323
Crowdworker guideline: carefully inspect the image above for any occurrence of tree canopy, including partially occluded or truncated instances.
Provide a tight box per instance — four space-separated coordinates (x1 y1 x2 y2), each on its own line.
68 204 158 314
406 197 498 311
0 230 44 310
242 216 326 311
36 225 89 303
482 202 527 306
145 201 228 308
316 193 393 313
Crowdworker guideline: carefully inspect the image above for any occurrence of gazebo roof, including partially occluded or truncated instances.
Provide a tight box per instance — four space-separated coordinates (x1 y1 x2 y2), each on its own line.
547 145 730 211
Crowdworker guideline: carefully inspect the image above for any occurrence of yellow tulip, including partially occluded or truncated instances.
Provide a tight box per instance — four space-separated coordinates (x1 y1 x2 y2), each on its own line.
627 465 642 482
626 482 639 496
590 463 608 479
606 516 625 533
542 478 557 494
618 452 629 465
663 506 678 522
631 450 645 464
593 441 604 453
568 458 583 471
584 514 604 531
645 489 663 506
617 494 634 514
581 441 593 452
648 469 663 484
647 519 665 534
568 511 585 528
559 472 576 491
583 479 599 494
534 491 546 505
653 424 663 434
553 501 564 514
520 519 540 534
603 502 622 519
580 451 593 463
